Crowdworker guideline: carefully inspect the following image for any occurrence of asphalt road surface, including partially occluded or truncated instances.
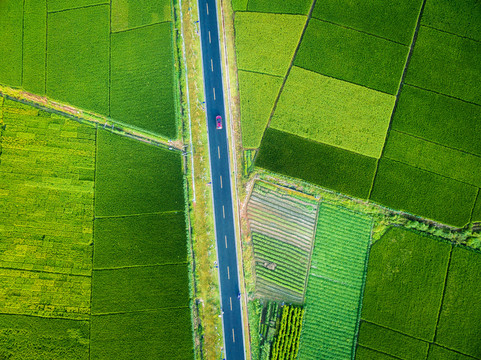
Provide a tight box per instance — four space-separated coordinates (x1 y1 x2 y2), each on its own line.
197 0 246 359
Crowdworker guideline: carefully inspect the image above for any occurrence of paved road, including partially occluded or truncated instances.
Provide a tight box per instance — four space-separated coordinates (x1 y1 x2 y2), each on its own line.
197 0 246 359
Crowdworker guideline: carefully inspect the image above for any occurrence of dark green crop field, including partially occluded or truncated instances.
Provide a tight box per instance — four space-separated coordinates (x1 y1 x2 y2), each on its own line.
0 0 23 87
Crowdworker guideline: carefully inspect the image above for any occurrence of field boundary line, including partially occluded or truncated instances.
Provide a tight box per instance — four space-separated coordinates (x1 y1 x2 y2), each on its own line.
361 319 431 343
427 343 480 360
258 0 318 147
110 20 172 34
405 83 481 108
357 345 403 360
312 17 408 46
432 245 453 344
91 305 190 317
94 209 182 219
237 68 284 79
469 188 480 224
421 24 481 44
93 261 189 271
368 0 428 200
0 265 91 278
47 2 109 15
0 312 90 321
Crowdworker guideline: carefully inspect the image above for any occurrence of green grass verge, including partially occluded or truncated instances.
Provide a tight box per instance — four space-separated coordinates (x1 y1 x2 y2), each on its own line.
23 0 46 94
232 0 248 11
95 130 184 217
361 227 451 341
435 247 481 358
356 346 398 360
405 26 481 105
357 321 429 360
270 66 394 158
234 12 306 77
0 314 89 360
391 85 481 156
427 344 476 360
256 128 377 199
91 264 189 314
294 18 408 95
112 0 171 32
93 212 187 268
238 70 283 149
312 0 423 45
0 0 23 87
91 308 194 360
370 158 477 227
247 0 312 15
46 5 109 114
422 0 481 42
111 22 177 138
383 130 481 187
48 0 108 12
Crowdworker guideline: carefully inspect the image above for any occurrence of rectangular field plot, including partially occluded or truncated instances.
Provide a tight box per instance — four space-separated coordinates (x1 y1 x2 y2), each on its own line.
91 308 194 360
232 0 248 11
23 0 46 94
427 345 477 360
94 212 187 269
422 0 481 42
294 18 408 95
391 85 481 156
312 0 423 45
0 0 23 87
256 128 377 199
95 131 184 217
47 5 109 115
112 0 171 32
297 203 372 359
435 247 481 358
383 130 481 187
238 70 283 149
0 314 89 360
405 26 481 105
270 66 394 158
247 181 318 303
357 321 429 360
234 12 306 77
370 159 477 227
111 22 176 138
247 0 312 15
361 227 450 341
91 264 189 314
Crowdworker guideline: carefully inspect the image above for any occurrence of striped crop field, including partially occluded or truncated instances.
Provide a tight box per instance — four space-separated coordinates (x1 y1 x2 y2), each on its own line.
247 181 319 303
298 202 372 359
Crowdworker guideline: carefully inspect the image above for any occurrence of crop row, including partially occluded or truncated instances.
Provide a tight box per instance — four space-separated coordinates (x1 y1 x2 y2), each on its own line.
256 278 304 304
271 306 305 360
249 222 311 252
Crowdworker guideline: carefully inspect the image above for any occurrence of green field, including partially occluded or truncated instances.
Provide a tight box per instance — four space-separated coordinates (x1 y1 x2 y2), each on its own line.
95 131 184 216
405 26 481 105
238 70 283 148
435 247 481 358
357 321 429 360
94 212 187 269
111 22 177 137
422 0 481 42
383 130 481 187
48 0 108 12
234 12 306 76
91 264 189 314
111 0 171 32
298 203 372 359
356 346 397 360
271 306 304 360
370 159 477 227
256 128 377 199
361 228 450 341
232 0 248 11
47 5 110 115
294 18 408 95
91 309 193 360
473 194 481 223
312 0 423 45
247 0 312 15
269 66 395 158
0 0 23 87
427 345 477 360
391 85 481 156
0 314 89 360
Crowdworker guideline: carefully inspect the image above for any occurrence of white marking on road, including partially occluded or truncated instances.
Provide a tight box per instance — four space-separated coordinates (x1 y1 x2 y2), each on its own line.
211 58 214 72
209 31 211 43
230 297 232 311
213 87 216 100
225 235 228 248
223 205 225 218
218 145 220 158
220 175 223 188
227 266 230 279
232 328 235 343
206 2 209 15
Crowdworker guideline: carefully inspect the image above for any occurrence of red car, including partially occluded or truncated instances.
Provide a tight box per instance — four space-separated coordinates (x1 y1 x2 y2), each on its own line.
216 115 222 129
